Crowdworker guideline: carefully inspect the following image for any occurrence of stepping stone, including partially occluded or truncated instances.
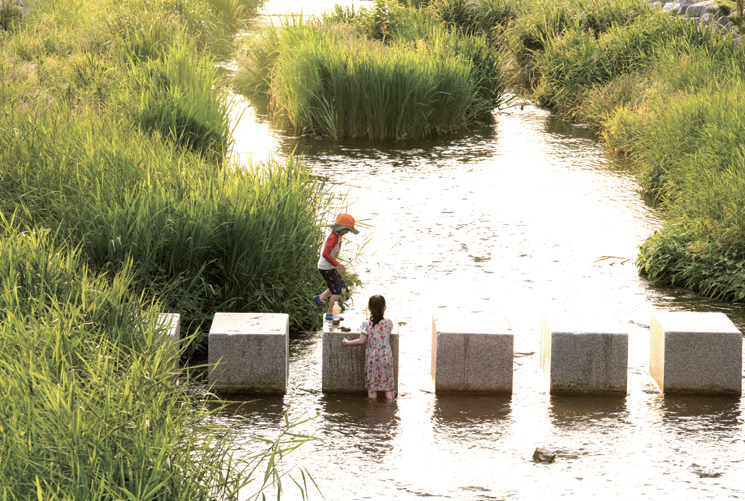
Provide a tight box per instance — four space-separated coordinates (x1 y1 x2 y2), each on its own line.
540 314 628 394
650 311 742 394
431 315 513 394
322 314 400 393
208 312 289 394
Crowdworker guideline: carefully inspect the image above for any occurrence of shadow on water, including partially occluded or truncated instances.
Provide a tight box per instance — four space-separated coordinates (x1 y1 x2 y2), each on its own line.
542 115 600 141
547 394 628 427
320 393 399 427
319 394 400 459
648 393 743 426
431 393 512 425
272 123 501 170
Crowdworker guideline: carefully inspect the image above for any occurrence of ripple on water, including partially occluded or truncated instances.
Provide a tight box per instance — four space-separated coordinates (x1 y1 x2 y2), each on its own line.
221 96 745 500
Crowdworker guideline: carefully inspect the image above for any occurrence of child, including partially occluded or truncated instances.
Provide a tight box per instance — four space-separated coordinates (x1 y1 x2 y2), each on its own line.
314 213 359 321
342 295 395 400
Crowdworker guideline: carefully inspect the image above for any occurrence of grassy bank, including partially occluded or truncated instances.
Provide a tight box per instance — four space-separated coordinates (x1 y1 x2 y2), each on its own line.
1 0 344 347
0 217 315 499
496 0 745 301
1 0 334 496
233 0 509 139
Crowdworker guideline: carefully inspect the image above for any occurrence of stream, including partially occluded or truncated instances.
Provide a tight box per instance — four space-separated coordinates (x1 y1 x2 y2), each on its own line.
212 4 745 498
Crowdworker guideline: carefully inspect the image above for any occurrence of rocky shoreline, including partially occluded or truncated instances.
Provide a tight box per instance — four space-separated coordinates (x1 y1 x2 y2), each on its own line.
650 0 743 40
0 0 29 32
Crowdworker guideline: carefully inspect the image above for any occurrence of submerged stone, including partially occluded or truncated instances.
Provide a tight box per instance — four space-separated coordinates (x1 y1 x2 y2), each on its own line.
533 448 557 464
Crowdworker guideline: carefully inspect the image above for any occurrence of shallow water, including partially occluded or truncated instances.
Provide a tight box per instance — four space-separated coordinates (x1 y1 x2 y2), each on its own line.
218 16 745 498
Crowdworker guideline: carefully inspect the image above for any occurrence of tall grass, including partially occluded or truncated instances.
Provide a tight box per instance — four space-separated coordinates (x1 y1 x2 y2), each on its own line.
498 0 745 300
0 217 316 499
633 79 745 300
0 99 339 348
270 20 475 138
119 41 234 163
233 2 508 139
1 0 343 344
429 0 518 38
499 0 655 89
1 0 329 494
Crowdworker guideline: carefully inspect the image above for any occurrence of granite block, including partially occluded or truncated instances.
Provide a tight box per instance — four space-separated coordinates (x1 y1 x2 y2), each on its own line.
540 314 628 394
322 314 399 393
208 312 289 394
650 311 742 394
431 315 513 394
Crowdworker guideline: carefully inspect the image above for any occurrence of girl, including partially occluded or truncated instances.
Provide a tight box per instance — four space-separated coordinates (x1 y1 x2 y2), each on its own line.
342 295 395 399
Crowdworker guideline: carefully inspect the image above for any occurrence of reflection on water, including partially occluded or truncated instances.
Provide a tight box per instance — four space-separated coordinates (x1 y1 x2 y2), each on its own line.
214 90 745 499
547 394 628 426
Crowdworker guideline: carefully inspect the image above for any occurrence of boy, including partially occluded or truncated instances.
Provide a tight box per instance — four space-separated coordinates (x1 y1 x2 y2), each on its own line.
314 213 359 321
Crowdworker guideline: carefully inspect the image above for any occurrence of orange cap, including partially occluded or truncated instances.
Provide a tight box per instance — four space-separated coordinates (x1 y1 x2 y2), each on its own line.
329 213 359 234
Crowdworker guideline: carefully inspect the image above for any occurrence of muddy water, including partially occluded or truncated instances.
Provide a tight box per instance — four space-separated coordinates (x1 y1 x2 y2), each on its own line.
220 14 745 498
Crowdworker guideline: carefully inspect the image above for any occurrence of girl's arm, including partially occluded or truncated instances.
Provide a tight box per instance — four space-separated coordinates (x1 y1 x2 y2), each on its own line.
342 334 367 346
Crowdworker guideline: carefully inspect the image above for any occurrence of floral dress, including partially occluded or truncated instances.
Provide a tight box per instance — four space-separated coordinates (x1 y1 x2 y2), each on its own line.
359 318 395 392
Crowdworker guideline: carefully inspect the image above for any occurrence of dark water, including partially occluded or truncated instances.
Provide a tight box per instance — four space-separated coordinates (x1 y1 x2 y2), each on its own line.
220 45 745 498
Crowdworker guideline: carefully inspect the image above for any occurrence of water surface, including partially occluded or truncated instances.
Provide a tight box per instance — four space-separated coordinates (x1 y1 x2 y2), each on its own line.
221 17 745 499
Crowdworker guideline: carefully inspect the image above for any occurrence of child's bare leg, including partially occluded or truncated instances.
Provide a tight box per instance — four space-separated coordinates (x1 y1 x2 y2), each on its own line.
327 294 340 315
368 390 377 398
384 391 395 400
319 290 332 302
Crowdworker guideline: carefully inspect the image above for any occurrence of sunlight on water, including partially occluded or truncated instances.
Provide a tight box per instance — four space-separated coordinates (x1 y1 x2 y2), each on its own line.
222 12 745 498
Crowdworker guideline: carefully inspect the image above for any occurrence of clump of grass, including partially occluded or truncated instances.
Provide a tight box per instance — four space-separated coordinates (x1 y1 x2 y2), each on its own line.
118 41 233 163
234 4 507 139
499 0 657 90
633 80 745 299
1 99 341 349
0 216 317 498
0 1 23 32
429 0 518 37
271 20 475 138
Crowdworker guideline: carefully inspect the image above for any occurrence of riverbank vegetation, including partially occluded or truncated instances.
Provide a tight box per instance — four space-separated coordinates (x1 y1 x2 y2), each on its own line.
492 0 745 301
0 217 315 498
233 0 509 139
1 0 331 496
1 0 342 346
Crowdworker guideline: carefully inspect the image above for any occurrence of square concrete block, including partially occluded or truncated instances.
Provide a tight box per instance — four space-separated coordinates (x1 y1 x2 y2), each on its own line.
431 315 513 394
208 312 289 394
157 313 181 370
540 314 628 394
650 311 742 394
322 314 399 393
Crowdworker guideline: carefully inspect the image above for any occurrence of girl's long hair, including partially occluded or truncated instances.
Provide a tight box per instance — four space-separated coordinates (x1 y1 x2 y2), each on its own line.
368 295 386 327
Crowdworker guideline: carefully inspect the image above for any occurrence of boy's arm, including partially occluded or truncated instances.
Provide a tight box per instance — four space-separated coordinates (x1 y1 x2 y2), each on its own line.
321 232 340 267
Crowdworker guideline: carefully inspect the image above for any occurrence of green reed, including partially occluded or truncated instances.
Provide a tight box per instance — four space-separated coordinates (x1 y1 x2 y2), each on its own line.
429 0 517 37
1 0 328 493
0 217 317 499
497 0 745 300
118 41 233 163
633 79 745 300
1 99 338 347
234 3 507 140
